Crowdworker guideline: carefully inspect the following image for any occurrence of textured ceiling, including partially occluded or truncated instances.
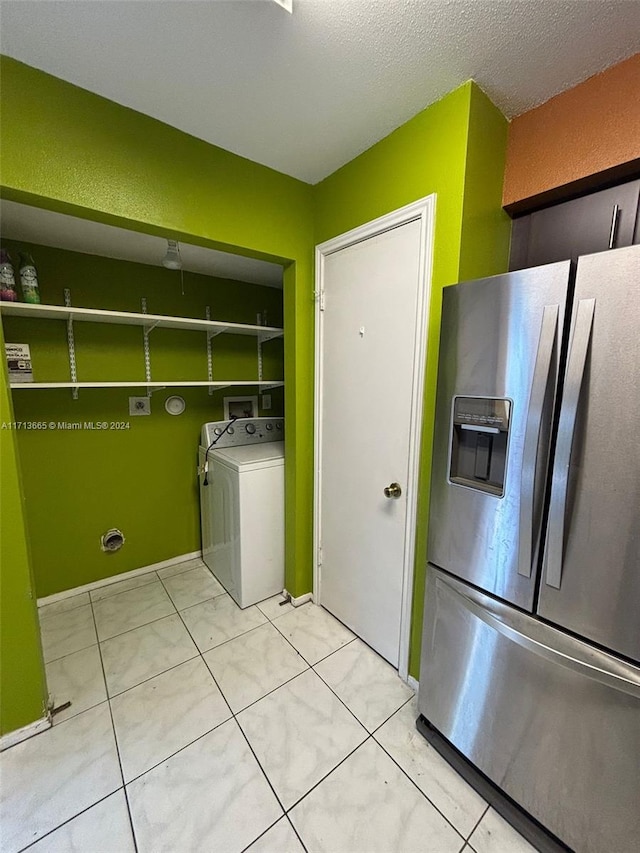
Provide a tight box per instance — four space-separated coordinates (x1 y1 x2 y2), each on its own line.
1 1 639 184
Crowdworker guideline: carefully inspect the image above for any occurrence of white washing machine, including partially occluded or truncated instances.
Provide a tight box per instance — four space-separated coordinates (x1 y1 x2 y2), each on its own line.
199 417 284 608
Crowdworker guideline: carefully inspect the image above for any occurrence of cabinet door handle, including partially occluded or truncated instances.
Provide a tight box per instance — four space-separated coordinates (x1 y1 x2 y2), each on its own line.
608 204 620 249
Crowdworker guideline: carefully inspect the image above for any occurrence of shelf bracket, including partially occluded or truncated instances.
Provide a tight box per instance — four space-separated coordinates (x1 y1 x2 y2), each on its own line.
257 313 264 382
206 306 215 396
258 331 283 344
141 298 153 397
64 289 79 399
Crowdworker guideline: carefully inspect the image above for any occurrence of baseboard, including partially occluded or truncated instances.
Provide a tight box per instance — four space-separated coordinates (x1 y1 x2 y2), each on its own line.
407 675 419 692
37 550 202 607
284 589 313 607
1 714 51 752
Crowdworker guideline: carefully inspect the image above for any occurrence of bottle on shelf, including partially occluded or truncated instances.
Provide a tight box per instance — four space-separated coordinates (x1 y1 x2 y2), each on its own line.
19 252 41 304
0 249 18 302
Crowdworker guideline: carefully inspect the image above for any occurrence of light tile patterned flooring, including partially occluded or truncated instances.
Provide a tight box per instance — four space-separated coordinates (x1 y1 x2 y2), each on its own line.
1 558 537 853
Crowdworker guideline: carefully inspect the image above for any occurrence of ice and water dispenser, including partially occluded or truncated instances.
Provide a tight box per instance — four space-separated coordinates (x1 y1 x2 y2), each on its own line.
448 396 511 496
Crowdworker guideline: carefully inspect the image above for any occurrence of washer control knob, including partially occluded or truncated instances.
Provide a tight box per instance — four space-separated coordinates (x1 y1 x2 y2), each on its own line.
213 427 222 436
228 427 234 435
266 423 273 431
276 423 282 430
245 423 256 435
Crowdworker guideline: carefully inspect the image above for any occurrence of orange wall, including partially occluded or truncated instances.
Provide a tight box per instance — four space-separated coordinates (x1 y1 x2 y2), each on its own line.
504 52 640 211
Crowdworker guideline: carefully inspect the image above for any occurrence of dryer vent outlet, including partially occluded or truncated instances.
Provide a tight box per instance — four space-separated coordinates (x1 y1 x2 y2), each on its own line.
101 529 125 552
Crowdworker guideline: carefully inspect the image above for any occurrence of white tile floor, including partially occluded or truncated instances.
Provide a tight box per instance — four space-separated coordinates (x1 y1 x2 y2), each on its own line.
0 558 538 853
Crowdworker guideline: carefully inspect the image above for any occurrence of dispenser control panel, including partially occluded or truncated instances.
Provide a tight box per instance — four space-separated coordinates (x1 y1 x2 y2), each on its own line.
449 397 511 497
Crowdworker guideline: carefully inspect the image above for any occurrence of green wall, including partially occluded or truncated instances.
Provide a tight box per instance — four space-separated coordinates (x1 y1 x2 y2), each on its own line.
0 56 316 607
0 55 511 732
315 81 510 677
0 320 48 735
2 240 284 596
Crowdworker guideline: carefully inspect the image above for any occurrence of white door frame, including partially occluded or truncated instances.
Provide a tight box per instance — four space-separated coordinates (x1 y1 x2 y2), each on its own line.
313 195 436 681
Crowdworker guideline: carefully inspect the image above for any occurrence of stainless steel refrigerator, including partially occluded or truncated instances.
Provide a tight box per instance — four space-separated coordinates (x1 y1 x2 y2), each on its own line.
417 243 640 853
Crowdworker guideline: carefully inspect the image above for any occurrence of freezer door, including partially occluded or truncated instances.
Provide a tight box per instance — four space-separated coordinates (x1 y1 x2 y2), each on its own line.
419 567 640 853
428 263 570 609
539 244 640 661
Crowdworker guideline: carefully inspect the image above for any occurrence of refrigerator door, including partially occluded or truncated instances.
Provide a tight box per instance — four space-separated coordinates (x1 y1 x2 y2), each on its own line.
428 263 570 609
419 566 640 853
539 244 640 661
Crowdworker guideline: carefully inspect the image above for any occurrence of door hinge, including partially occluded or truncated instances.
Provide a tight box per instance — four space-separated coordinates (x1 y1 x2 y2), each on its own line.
314 289 325 311
317 544 323 568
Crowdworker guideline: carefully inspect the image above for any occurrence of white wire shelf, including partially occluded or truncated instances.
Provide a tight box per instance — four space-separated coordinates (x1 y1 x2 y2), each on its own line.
0 301 284 339
10 381 285 390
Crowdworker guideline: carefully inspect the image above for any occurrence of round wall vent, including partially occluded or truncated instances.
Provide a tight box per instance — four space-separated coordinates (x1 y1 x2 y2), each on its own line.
101 528 125 552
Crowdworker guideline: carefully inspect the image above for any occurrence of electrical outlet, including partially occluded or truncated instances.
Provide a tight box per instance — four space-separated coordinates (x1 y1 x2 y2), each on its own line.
129 396 151 415
262 394 272 410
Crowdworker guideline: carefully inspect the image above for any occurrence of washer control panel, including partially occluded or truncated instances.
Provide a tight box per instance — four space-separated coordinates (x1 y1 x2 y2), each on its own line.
201 417 284 448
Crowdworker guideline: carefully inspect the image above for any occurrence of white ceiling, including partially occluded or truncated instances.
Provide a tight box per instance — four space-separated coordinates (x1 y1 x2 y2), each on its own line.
1 1 639 184
0 200 284 287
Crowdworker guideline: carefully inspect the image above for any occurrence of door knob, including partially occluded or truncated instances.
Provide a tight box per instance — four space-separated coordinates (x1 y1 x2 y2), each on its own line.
384 482 402 499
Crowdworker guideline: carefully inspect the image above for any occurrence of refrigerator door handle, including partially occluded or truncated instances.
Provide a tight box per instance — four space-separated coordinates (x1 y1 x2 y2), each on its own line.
518 304 559 578
545 297 596 589
437 570 640 700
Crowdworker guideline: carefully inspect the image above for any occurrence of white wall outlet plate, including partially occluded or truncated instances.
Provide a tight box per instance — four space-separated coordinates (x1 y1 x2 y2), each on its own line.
165 395 186 415
261 393 272 410
129 396 151 415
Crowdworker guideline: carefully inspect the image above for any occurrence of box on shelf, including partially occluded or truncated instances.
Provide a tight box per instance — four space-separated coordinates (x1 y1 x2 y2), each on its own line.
5 343 33 383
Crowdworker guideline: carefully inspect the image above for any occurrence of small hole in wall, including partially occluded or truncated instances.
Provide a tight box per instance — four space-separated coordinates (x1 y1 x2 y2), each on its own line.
101 529 125 552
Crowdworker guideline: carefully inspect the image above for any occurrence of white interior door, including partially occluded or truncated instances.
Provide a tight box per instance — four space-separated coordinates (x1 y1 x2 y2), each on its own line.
315 202 432 672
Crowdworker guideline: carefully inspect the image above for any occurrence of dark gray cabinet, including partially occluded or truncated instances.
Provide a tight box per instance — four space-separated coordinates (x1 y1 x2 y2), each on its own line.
510 179 640 270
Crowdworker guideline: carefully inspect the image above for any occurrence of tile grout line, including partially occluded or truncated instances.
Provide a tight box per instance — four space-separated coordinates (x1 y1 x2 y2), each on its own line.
40 570 168 664
162 581 381 851
16 790 125 853
43 638 99 667
160 574 294 846
104 651 201 701
90 598 193 647
283 734 375 815
242 601 438 835
38 597 91 619
237 817 289 853
370 691 415 735
123 717 233 787
182 605 273 655
270 603 469 845
34 571 288 848
273 650 467 845
223 663 311 716
88 593 140 853
32 593 145 851
310 663 379 730
41 580 467 851
372 734 469 846
466 802 491 842
285 812 309 853
268 603 357 669
92 572 176 643
267 604 413 738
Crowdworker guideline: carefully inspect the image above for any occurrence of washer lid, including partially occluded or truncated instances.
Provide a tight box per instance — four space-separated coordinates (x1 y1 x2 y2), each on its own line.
209 441 284 472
